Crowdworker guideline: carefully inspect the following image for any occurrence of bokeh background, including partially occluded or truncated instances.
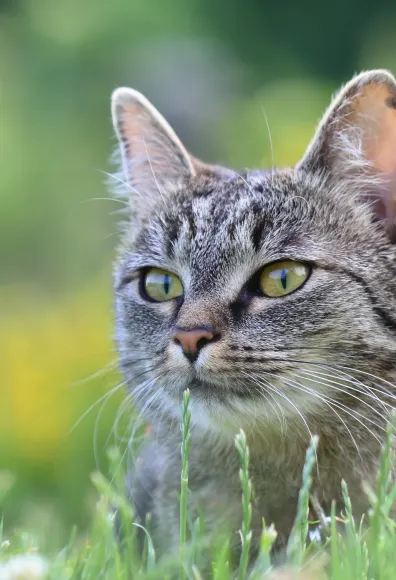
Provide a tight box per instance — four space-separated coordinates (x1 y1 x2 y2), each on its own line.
2 0 396 551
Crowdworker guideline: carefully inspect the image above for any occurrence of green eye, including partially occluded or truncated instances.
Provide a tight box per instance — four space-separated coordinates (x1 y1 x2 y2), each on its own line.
259 260 310 297
143 268 183 302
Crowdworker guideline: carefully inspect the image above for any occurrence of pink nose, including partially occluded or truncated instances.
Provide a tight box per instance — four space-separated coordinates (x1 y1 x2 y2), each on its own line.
173 328 216 362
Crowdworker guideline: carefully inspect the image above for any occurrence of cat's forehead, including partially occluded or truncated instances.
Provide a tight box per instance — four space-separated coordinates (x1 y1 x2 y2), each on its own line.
160 170 312 251
123 167 384 296
139 171 320 283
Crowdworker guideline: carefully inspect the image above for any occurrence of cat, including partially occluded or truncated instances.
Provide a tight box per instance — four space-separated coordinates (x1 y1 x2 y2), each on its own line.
110 70 396 561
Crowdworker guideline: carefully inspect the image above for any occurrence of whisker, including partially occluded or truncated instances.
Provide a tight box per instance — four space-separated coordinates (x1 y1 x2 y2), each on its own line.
306 362 396 405
305 366 394 418
114 378 166 484
258 357 396 402
81 196 129 207
68 379 129 435
277 373 364 462
228 169 255 194
100 169 142 197
93 384 122 470
242 372 287 438
241 370 318 471
107 390 136 447
142 137 166 204
335 364 396 398
262 387 287 437
260 375 319 474
283 372 384 444
69 359 118 388
260 105 275 187
103 365 157 451
296 367 392 417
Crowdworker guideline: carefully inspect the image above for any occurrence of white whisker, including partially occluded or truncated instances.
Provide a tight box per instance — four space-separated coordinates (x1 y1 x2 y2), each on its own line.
241 370 318 472
228 169 255 194
243 371 287 438
260 105 275 187
282 372 384 445
81 196 129 207
100 169 142 197
297 367 392 418
277 373 364 462
142 137 166 204
69 359 118 388
68 379 128 435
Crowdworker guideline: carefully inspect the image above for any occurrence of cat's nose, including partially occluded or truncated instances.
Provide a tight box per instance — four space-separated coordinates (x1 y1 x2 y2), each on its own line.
172 327 219 363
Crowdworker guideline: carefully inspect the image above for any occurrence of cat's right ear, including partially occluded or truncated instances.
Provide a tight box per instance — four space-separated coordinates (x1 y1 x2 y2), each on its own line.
297 70 396 240
111 88 196 218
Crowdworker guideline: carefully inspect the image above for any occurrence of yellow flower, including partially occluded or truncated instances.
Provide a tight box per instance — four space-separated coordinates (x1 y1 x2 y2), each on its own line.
0 278 120 463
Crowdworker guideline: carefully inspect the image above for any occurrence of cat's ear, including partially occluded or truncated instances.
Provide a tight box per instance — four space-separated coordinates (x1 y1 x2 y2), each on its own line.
111 88 196 217
298 70 396 240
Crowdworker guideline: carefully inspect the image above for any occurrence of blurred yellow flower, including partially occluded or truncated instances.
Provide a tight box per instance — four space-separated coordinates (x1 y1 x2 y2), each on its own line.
0 280 117 463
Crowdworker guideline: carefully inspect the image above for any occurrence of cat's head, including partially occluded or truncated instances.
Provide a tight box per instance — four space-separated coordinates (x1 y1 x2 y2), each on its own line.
111 70 396 437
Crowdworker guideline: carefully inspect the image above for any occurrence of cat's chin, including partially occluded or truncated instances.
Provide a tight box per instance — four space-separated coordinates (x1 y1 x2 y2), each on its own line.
181 379 278 436
186 390 277 438
188 379 256 400
182 377 322 438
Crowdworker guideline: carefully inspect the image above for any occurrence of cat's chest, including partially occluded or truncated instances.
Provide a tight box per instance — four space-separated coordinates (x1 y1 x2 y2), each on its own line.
192 443 368 520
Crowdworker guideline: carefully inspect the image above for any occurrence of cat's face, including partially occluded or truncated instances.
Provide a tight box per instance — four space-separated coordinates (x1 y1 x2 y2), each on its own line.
112 71 396 436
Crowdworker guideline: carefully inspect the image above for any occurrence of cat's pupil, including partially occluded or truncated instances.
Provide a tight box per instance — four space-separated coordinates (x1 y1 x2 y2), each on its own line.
280 269 288 290
163 274 171 295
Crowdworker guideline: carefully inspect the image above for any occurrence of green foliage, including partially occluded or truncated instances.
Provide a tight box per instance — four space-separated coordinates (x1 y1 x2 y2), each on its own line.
235 429 253 580
180 389 192 579
287 436 318 565
2 396 396 579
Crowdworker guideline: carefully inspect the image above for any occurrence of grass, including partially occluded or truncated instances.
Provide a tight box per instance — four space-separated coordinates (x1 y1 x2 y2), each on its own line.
1 395 396 579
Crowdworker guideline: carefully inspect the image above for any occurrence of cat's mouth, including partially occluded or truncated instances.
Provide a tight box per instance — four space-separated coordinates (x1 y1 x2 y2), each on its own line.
187 379 257 400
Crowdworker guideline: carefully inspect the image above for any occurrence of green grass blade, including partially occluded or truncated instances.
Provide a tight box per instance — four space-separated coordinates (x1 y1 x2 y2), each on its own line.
180 389 191 580
235 429 253 580
368 413 395 579
286 435 318 566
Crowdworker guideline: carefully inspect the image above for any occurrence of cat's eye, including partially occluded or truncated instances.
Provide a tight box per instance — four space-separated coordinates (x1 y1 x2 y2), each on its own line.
259 260 310 297
142 268 183 302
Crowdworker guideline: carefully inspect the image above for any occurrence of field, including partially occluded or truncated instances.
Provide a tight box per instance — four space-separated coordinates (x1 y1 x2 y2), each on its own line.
2 394 396 579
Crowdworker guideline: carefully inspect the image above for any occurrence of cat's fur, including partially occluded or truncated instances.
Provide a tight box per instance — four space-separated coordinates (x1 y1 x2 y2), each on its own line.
110 70 396 558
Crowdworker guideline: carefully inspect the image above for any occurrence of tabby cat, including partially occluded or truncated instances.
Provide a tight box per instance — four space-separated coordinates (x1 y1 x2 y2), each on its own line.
110 70 396 560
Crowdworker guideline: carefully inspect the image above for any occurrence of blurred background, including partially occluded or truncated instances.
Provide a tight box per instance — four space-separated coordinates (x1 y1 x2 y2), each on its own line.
1 0 396 551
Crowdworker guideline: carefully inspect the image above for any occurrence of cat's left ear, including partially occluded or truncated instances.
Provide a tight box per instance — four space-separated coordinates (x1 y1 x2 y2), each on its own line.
298 70 396 240
111 88 196 218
